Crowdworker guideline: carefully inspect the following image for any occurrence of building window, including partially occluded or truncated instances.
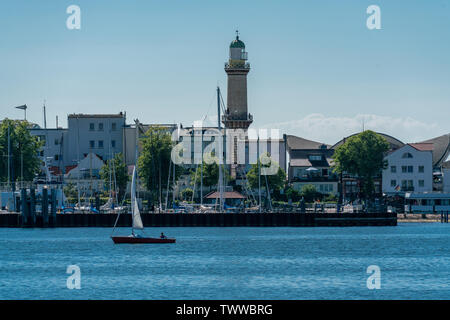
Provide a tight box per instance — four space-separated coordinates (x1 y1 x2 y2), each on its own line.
391 180 397 187
404 180 413 189
402 166 413 173
391 166 396 173
98 123 104 131
419 180 424 187
89 140 95 149
89 123 95 131
112 123 117 131
98 140 104 149
111 140 116 148
54 139 59 145
418 166 424 173
402 152 413 158
54 154 59 161
309 155 322 161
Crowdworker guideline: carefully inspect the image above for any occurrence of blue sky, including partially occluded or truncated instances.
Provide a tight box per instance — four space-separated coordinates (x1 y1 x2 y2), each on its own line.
1 0 449 144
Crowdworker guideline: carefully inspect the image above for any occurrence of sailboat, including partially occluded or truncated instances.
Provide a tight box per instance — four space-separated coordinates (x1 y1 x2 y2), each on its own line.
111 165 175 244
111 120 175 244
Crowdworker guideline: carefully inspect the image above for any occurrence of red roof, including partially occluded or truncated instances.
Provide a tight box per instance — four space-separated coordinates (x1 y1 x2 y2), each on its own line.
409 143 433 151
65 165 77 173
204 191 245 199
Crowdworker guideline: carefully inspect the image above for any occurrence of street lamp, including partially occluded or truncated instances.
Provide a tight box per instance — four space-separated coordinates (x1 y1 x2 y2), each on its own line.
15 104 27 120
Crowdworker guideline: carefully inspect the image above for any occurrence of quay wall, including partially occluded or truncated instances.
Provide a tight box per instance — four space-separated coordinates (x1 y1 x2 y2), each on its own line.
0 212 397 228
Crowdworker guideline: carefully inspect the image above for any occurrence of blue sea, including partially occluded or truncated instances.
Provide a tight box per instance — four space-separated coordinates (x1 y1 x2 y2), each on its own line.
0 224 449 300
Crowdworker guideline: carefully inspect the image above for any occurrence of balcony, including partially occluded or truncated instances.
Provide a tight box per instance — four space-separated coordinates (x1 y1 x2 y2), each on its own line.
224 62 250 70
291 175 338 182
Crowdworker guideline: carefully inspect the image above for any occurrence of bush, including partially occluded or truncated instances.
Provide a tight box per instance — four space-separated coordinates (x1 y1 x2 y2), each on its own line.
300 184 321 203
180 188 193 201
323 193 338 203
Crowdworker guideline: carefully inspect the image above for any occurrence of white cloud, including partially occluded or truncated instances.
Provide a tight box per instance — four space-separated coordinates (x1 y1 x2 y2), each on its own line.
261 113 446 145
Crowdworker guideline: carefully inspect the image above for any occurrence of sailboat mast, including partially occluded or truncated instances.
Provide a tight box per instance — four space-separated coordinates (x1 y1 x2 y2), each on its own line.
217 86 224 212
76 116 81 208
258 135 261 213
7 124 11 209
200 129 203 206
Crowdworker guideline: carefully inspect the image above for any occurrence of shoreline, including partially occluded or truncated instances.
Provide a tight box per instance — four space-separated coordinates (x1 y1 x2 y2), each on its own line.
397 214 443 223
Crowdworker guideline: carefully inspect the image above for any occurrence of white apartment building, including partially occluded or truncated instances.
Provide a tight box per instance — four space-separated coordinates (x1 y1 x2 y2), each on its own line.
382 143 433 194
66 113 125 166
443 161 450 193
29 127 67 168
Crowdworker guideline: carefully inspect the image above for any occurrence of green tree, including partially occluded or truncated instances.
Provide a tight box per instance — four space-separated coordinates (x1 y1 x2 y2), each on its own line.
180 188 193 201
100 153 129 200
63 182 78 199
285 186 301 202
138 127 179 205
0 119 43 184
247 153 286 192
190 160 232 191
299 184 321 203
332 130 389 199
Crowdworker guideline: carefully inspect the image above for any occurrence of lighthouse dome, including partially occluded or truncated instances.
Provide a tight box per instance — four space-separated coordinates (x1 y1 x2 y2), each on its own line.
230 36 245 48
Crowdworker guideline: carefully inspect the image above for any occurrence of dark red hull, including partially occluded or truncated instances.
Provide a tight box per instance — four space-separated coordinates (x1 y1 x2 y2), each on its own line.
111 236 176 244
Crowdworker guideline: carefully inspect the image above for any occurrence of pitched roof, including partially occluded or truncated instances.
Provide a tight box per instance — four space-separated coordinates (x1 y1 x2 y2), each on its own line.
409 143 434 151
204 191 245 199
286 135 330 150
290 159 312 167
418 133 450 167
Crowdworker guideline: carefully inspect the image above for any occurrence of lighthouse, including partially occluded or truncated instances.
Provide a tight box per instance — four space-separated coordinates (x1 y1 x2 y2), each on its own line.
222 31 253 130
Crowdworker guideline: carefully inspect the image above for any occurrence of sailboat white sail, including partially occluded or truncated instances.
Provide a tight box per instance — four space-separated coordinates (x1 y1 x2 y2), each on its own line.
131 165 144 230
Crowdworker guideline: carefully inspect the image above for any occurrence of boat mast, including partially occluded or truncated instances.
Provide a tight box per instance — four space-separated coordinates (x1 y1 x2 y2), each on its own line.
7 123 11 210
258 135 261 213
200 128 203 206
217 86 224 212
76 116 81 208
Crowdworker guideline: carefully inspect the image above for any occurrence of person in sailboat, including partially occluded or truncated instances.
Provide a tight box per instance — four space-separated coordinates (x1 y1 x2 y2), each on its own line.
160 232 167 239
131 230 143 238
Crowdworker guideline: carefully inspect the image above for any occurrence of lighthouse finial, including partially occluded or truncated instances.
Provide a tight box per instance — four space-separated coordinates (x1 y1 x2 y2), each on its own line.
236 30 239 40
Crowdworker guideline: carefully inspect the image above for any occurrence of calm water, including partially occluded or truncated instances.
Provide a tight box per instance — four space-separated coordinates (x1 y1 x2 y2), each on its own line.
0 224 449 300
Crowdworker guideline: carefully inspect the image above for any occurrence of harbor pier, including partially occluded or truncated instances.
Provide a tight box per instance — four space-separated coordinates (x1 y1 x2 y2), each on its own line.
0 212 397 228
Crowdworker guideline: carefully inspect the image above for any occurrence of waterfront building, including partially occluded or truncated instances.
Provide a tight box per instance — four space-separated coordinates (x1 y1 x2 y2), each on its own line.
286 135 338 196
332 133 404 200
64 152 105 194
123 122 177 166
382 143 434 195
442 161 450 193
66 113 125 167
28 126 68 181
